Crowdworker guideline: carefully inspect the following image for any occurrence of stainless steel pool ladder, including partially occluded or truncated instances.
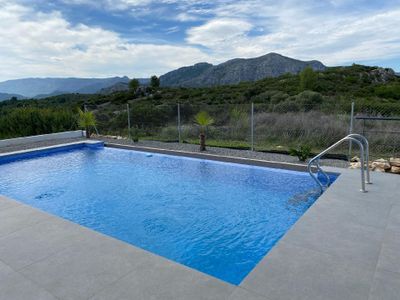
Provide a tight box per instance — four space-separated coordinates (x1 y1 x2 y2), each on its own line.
307 134 371 193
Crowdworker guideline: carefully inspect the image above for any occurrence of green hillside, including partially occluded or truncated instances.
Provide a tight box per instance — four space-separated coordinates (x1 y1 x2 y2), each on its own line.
1 65 399 154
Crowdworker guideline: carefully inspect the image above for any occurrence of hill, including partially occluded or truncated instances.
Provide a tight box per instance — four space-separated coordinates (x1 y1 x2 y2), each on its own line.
0 76 149 98
160 53 326 87
0 92 25 101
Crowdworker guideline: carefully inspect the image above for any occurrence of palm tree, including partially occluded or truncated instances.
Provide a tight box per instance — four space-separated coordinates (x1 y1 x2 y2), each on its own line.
194 111 214 151
78 109 96 138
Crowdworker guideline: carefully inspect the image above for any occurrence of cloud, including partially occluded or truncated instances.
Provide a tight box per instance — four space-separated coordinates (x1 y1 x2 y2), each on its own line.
184 0 400 66
186 18 253 49
0 1 210 81
0 0 399 81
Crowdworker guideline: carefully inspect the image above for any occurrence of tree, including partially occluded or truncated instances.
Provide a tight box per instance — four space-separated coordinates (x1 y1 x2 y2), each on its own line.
150 75 160 88
129 79 140 92
78 108 96 138
194 111 214 151
299 67 318 91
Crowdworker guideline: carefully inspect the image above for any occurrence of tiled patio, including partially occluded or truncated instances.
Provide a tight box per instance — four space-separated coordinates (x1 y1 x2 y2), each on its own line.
0 143 399 299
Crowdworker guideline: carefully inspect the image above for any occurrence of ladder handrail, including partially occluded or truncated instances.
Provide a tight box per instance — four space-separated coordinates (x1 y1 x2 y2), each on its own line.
307 134 370 193
347 134 371 184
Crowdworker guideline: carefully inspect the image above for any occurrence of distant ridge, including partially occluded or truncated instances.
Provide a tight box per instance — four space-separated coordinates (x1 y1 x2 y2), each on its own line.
0 92 25 101
160 53 326 87
0 76 148 98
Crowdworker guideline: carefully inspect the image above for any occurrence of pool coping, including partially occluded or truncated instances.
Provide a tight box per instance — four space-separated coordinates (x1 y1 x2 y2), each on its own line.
0 141 399 299
0 140 103 158
106 142 331 173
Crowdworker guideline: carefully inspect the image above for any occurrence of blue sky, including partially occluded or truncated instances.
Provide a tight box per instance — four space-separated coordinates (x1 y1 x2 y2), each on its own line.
0 0 399 81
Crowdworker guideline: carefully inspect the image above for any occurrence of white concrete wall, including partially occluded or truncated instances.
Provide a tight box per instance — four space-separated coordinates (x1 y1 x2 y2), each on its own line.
0 131 85 147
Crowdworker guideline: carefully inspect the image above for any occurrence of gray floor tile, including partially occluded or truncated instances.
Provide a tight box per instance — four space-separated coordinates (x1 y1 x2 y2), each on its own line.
324 172 398 206
242 243 374 300
0 260 56 300
281 207 385 269
387 204 400 230
91 256 234 300
0 217 89 270
0 205 52 238
310 194 392 229
0 195 21 212
20 233 150 300
369 269 400 300
0 260 14 281
229 288 270 300
376 229 400 274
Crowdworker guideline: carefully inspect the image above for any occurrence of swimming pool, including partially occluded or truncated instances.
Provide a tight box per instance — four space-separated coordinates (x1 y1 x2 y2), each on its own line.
0 143 336 285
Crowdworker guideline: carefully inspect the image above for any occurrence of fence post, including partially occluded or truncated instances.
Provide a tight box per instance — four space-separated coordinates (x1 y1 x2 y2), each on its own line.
177 103 181 143
127 103 131 139
348 101 355 160
251 102 254 151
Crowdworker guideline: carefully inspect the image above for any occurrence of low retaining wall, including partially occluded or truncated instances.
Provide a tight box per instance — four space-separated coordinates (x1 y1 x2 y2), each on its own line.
0 131 85 147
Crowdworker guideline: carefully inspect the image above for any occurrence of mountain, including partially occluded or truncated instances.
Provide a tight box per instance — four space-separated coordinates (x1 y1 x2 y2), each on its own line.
0 76 138 98
160 53 326 87
99 78 151 95
0 92 25 101
99 82 129 94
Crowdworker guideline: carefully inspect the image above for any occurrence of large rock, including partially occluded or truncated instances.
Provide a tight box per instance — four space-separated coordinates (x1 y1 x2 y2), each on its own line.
390 166 400 174
349 162 361 169
371 159 391 172
389 157 400 167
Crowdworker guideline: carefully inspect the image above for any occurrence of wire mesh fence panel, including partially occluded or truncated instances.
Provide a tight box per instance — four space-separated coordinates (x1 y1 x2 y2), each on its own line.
86 103 130 138
253 103 351 157
128 103 178 142
179 103 252 149
86 99 399 162
353 104 400 159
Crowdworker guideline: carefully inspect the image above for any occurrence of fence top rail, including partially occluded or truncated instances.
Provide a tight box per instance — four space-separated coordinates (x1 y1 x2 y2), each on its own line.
355 116 400 121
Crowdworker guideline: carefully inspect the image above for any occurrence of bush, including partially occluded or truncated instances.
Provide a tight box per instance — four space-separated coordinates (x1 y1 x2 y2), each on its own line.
289 145 312 162
159 125 179 141
129 127 140 142
273 101 300 112
295 91 324 110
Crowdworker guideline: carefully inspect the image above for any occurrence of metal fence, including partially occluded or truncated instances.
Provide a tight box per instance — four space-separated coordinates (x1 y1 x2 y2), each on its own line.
86 101 400 160
352 104 400 159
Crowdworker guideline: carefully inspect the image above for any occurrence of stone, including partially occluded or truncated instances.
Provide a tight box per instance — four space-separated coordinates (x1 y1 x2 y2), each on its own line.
350 156 360 162
349 162 361 169
389 158 400 167
390 166 400 174
371 159 391 172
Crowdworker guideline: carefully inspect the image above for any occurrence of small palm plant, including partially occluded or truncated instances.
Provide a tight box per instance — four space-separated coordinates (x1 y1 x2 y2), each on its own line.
78 108 96 138
194 111 214 151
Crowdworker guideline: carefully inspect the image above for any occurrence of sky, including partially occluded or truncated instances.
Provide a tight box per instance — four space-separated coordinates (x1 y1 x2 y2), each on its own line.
0 0 399 81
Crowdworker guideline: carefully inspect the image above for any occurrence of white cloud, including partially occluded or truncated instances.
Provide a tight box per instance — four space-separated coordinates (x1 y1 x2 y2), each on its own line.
1 0 399 81
186 18 253 49
184 0 400 66
0 1 210 81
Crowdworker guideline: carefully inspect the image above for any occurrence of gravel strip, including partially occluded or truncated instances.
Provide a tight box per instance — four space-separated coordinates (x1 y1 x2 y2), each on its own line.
0 136 349 168
100 137 349 168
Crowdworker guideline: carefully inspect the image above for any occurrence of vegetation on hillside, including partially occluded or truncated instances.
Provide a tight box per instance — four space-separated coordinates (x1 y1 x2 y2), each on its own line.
0 64 399 157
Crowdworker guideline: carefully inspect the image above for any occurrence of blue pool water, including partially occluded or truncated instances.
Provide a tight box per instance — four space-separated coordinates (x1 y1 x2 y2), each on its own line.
0 144 336 285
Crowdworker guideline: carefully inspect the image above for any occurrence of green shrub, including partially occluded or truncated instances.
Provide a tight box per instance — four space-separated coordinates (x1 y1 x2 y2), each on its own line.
129 127 140 142
273 101 300 112
289 145 312 162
